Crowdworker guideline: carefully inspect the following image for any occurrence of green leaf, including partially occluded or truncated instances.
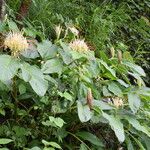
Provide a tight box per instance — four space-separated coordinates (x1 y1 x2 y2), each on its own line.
127 93 141 113
126 137 134 150
18 84 26 95
7 20 19 31
22 45 39 59
49 142 62 149
102 86 112 96
30 147 41 150
0 55 19 81
42 140 61 149
76 132 103 147
37 40 57 59
131 136 146 150
77 101 92 123
125 116 150 137
0 138 13 145
58 91 73 101
42 58 63 74
102 113 125 143
54 117 65 128
58 44 73 65
123 61 146 77
99 60 116 79
79 143 88 150
123 51 133 62
21 63 48 96
108 82 122 96
117 79 129 88
93 100 114 110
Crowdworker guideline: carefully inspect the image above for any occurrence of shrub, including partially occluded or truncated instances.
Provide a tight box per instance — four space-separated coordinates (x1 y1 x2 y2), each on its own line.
0 19 149 149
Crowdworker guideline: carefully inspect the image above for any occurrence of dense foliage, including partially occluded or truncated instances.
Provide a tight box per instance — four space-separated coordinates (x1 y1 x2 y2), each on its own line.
0 0 149 149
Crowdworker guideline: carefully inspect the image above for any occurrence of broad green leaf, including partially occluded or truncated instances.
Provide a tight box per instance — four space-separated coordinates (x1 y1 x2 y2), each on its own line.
128 72 145 85
7 20 19 31
49 142 62 149
77 101 92 122
0 55 19 81
21 45 39 59
99 60 116 79
43 116 65 128
123 61 146 77
127 93 141 113
42 58 63 74
30 147 41 150
76 132 103 147
0 138 13 144
42 140 61 149
123 51 133 62
59 49 72 64
58 91 73 101
102 86 112 96
137 87 150 96
93 100 114 110
0 148 9 150
125 116 150 137
79 143 88 150
54 118 65 128
131 136 146 150
21 63 48 96
88 60 100 77
108 82 122 96
18 84 26 95
142 135 150 150
70 50 85 60
126 137 134 150
58 45 73 65
102 113 125 143
117 79 129 88
37 40 57 59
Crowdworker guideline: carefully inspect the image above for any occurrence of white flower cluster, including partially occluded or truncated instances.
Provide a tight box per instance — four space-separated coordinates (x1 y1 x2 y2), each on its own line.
69 39 89 53
4 32 28 56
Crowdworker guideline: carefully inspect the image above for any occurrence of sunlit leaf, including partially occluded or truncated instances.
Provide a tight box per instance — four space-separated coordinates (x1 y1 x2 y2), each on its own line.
125 116 150 137
21 63 48 96
108 82 122 96
0 138 13 144
77 101 92 122
128 92 141 113
42 58 63 74
37 40 57 59
76 131 103 147
0 55 20 81
102 113 125 143
123 61 146 77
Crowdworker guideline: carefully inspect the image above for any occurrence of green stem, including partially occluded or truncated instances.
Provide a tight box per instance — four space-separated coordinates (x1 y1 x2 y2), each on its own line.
67 132 91 150
12 76 18 120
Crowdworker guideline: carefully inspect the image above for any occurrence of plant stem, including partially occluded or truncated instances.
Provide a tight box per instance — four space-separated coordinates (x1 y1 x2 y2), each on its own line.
67 132 91 150
12 76 18 120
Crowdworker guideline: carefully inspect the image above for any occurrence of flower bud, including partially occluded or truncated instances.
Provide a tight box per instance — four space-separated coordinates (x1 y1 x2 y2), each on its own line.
55 25 62 40
117 50 122 63
110 47 115 58
87 88 93 109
